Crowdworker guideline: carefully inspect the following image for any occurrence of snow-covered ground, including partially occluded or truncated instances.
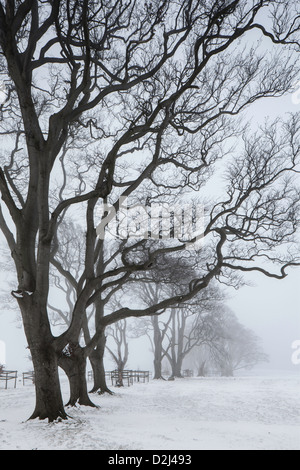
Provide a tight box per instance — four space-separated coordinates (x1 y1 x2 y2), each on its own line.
0 374 299 450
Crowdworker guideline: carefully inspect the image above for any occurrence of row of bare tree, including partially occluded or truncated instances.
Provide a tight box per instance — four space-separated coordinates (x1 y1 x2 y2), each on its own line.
107 303 268 382
0 0 299 421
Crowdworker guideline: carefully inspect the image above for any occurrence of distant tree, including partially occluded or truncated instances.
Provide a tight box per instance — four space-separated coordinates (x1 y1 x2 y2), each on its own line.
132 257 226 379
164 296 227 378
130 280 171 380
184 342 212 377
130 256 208 379
209 311 268 376
106 319 129 387
197 359 207 377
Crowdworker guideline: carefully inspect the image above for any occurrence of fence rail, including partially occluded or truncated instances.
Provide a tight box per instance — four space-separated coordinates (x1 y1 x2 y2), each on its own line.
110 369 150 387
182 369 194 377
0 370 18 389
87 369 151 387
22 371 35 385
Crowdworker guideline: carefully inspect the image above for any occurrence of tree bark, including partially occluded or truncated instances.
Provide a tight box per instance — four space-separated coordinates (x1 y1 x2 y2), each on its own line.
17 295 67 422
153 316 164 379
174 360 184 378
88 280 113 394
89 337 113 395
197 360 207 377
58 345 97 408
153 357 163 380
221 365 234 377
29 342 67 422
116 362 126 387
169 358 184 378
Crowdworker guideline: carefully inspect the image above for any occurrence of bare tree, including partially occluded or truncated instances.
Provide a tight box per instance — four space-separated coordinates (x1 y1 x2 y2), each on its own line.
0 0 299 421
130 253 209 378
131 286 172 380
208 310 268 376
186 308 268 376
134 268 225 379
194 348 210 377
106 319 129 387
164 301 224 378
49 220 114 398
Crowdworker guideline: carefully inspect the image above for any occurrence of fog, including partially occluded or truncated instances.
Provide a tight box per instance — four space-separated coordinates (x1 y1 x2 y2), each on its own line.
1 268 299 374
0 73 299 378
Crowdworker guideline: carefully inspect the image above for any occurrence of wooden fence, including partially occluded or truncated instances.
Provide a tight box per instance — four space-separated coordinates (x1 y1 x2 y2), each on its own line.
87 369 150 387
22 371 35 385
0 370 18 389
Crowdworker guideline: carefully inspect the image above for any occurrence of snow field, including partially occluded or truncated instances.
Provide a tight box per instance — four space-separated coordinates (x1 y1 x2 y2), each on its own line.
0 375 299 450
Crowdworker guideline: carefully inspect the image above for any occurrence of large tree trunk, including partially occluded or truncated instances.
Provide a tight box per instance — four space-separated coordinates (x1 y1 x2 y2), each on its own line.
220 364 234 377
153 356 163 380
167 310 185 378
19 295 68 422
58 345 97 408
170 359 184 378
88 290 113 394
152 316 165 380
167 352 184 379
116 362 125 387
29 342 68 422
197 360 207 377
89 338 113 395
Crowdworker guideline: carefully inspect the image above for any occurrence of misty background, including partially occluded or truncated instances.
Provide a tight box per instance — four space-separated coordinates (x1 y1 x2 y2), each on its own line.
0 82 300 377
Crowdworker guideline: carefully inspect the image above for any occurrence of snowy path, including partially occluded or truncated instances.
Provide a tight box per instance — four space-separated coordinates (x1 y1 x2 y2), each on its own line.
0 376 299 450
